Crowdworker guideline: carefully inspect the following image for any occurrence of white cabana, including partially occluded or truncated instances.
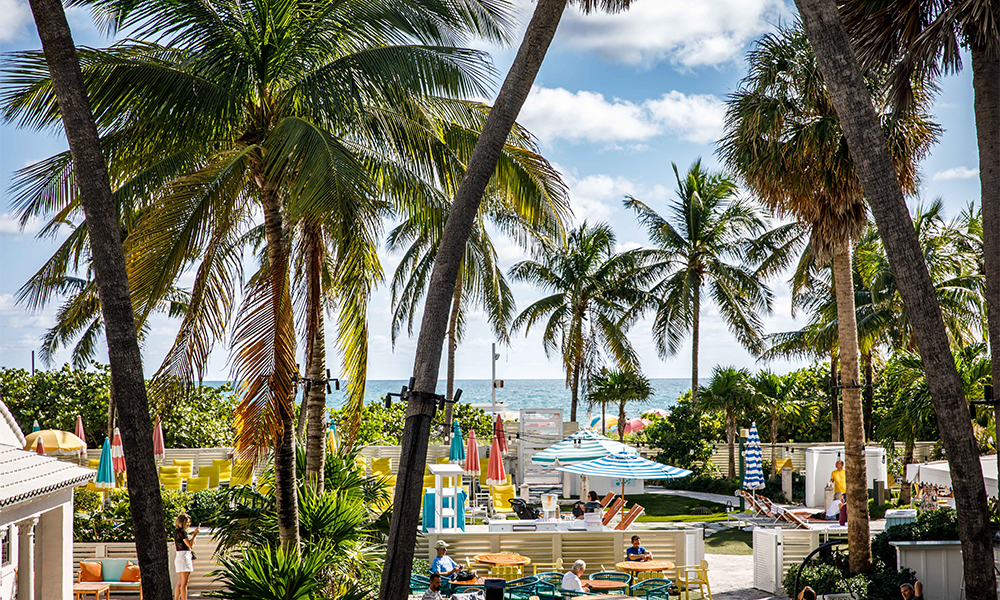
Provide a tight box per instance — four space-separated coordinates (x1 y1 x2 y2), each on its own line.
905 455 998 497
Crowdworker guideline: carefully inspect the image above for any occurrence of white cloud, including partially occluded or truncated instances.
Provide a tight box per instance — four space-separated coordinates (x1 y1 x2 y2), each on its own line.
0 212 42 236
557 0 791 68
559 169 669 225
0 0 32 43
519 86 725 146
932 166 979 181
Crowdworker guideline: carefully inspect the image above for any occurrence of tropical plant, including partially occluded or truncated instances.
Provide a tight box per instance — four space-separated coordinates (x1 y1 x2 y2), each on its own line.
210 545 336 600
509 222 648 422
718 23 939 572
587 368 653 442
625 160 798 402
751 370 817 476
698 367 754 480
792 0 996 590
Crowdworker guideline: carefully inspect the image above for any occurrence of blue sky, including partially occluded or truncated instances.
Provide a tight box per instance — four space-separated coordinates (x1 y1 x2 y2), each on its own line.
0 0 984 382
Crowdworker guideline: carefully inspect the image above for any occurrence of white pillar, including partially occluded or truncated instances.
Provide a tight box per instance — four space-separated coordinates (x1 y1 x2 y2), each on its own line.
16 517 38 600
37 503 73 600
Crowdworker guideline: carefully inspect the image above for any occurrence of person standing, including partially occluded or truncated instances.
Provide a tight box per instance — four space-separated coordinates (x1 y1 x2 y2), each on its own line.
899 581 923 599
829 460 846 495
173 513 199 600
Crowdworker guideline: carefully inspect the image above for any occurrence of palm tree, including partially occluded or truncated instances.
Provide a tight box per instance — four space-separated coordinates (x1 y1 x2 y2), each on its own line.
698 366 754 480
792 0 996 591
3 0 520 548
751 371 817 476
718 24 940 572
509 222 647 423
13 0 171 596
625 160 798 404
587 368 653 442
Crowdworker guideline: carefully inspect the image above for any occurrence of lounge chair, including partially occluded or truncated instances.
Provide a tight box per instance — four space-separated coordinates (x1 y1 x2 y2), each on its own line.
777 505 810 529
599 492 615 507
213 458 232 482
490 484 517 518
160 476 182 490
200 465 221 488
602 497 624 526
186 476 209 492
371 457 391 477
615 504 644 530
172 459 193 479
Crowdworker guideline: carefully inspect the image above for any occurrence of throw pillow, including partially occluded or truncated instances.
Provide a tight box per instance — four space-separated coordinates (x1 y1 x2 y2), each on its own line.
80 561 102 582
120 561 141 582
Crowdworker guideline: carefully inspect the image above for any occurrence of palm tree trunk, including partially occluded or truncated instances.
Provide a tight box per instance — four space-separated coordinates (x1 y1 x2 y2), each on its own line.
691 287 700 405
830 353 840 442
303 221 327 492
24 2 170 598
900 439 914 505
795 0 996 592
445 276 464 432
970 46 1000 497
570 361 580 423
726 407 736 480
107 385 115 439
862 350 873 441
378 1 569 596
618 400 626 443
259 185 300 550
831 247 871 573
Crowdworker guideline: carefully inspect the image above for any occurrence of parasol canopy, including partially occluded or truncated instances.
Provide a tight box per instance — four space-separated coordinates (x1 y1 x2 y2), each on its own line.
622 418 650 435
449 422 465 464
493 414 507 455
94 437 115 489
530 428 634 467
23 429 86 453
153 415 165 461
742 423 765 491
464 429 480 475
556 451 691 497
111 427 126 473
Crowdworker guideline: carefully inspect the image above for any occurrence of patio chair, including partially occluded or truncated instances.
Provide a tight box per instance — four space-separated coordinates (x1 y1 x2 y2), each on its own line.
410 574 430 594
172 459 193 479
777 506 810 529
533 559 563 575
676 560 712 600
200 465 221 488
230 460 253 486
490 484 517 518
213 458 232 482
88 458 101 469
631 578 672 600
159 465 182 480
602 498 624 526
589 571 631 595
424 475 438 488
186 476 209 492
489 565 523 581
614 504 645 530
371 457 391 477
160 476 182 490
599 492 615 507
505 576 539 599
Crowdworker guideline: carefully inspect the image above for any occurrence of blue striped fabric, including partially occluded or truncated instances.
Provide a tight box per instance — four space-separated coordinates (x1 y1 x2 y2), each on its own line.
530 428 635 466
554 451 692 479
743 423 765 490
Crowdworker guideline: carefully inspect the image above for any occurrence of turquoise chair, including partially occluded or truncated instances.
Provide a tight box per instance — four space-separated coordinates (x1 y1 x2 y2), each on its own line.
631 578 673 600
410 574 430 594
505 576 540 600
589 571 632 595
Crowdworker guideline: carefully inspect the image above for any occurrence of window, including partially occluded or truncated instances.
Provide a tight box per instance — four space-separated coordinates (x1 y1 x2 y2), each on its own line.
0 525 10 566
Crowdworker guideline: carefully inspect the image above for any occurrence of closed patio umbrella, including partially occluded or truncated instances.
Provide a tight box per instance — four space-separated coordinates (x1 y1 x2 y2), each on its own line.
153 416 165 462
486 434 507 486
493 414 507 455
111 427 126 474
449 422 465 464
95 438 115 489
31 420 40 432
35 437 46 455
743 423 765 492
556 451 691 498
465 428 481 506
75 415 87 457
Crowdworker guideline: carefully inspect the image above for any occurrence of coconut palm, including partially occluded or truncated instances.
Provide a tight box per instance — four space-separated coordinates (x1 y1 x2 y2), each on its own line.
751 371 817 476
510 222 648 423
718 23 939 571
792 0 996 590
698 366 754 480
625 160 799 404
587 368 653 442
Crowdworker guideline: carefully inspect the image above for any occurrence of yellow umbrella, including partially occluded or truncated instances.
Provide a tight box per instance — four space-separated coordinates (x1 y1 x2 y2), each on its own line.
23 429 86 452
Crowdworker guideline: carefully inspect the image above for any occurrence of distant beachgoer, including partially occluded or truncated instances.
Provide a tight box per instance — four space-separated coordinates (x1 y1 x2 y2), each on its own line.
900 581 923 600
830 460 846 494
797 587 817 600
626 535 652 561
810 496 842 520
562 561 591 591
422 573 444 600
839 493 848 526
588 491 599 502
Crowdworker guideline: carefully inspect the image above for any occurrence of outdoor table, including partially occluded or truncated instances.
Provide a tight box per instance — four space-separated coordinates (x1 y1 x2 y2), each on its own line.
472 553 531 566
586 579 629 592
587 595 639 600
73 583 111 600
451 577 486 587
615 560 675 574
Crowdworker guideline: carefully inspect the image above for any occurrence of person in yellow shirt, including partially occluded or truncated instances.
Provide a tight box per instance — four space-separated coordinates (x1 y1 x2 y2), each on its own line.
830 460 846 495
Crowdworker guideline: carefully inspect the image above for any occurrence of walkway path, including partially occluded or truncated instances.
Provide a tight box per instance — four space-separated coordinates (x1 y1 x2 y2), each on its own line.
705 554 790 600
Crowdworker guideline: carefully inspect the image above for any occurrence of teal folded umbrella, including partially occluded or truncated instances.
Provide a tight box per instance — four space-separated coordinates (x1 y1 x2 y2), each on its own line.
31 420 40 433
95 437 115 489
449 422 465 464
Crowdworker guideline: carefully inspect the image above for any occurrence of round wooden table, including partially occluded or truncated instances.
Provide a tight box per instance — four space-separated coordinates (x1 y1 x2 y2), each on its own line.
586 579 629 592
451 577 486 587
615 560 674 574
472 553 531 566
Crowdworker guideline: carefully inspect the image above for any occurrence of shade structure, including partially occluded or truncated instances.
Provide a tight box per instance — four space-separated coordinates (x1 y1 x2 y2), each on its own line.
642 408 669 418
905 454 998 497
449 422 465 464
31 420 40 432
556 451 691 498
23 429 86 453
464 429 481 475
111 427 126 474
486 435 507 485
742 423 765 490
35 437 46 455
493 414 507 455
530 428 634 467
95 437 115 489
152 415 165 461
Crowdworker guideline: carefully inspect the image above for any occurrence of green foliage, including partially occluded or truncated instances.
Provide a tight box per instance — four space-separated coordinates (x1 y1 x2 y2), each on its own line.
0 366 236 448
332 400 492 446
646 392 721 469
871 509 959 571
188 488 230 527
72 485 232 542
209 545 334 600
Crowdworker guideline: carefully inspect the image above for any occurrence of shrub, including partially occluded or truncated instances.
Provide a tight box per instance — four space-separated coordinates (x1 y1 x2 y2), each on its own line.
871 509 959 571
332 399 493 446
188 488 230 527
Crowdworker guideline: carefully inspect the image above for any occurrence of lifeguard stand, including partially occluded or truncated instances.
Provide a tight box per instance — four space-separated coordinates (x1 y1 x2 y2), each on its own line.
428 463 465 532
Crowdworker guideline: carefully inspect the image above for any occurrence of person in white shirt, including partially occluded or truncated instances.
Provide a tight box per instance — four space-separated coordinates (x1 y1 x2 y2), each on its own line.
825 497 843 521
562 560 591 592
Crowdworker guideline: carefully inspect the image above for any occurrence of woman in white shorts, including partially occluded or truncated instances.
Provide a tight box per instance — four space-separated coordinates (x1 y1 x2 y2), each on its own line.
173 513 199 600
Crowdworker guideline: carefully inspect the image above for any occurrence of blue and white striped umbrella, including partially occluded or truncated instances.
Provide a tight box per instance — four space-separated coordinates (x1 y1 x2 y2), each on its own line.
449 421 465 464
531 428 635 467
555 451 691 479
742 423 765 490
94 437 115 489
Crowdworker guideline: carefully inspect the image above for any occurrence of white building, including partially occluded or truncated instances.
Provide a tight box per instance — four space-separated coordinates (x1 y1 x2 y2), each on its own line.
0 401 94 600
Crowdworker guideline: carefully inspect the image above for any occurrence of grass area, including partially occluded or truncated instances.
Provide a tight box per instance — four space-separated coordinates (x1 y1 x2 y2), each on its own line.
704 528 753 555
622 494 731 523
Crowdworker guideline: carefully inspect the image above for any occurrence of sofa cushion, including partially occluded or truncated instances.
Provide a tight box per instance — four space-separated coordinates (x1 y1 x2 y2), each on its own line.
99 558 130 582
120 561 141 582
109 582 143 588
80 561 102 582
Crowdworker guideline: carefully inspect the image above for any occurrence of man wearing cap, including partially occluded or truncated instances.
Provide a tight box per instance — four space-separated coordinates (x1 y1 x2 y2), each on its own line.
430 540 464 578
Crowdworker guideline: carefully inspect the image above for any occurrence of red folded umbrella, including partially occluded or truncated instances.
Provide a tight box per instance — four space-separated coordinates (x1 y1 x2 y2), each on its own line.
35 438 46 455
153 416 165 461
75 415 87 457
111 427 126 473
465 429 481 475
493 414 507 456
486 435 507 486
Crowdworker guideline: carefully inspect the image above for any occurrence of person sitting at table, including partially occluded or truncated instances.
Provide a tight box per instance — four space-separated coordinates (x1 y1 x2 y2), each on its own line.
422 573 444 600
430 540 463 579
562 560 592 592
626 535 652 561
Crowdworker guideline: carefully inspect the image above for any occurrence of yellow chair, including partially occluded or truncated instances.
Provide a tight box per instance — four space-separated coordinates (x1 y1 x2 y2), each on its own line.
213 459 232 481
354 456 368 474
172 459 193 479
186 476 209 492
436 457 449 464
490 484 516 517
84 482 102 493
159 465 181 477
257 482 273 495
423 475 437 488
160 476 182 490
478 458 490 486
533 559 563 575
231 460 253 486
676 560 712 600
200 465 221 488
489 565 522 581
88 458 101 469
372 457 391 477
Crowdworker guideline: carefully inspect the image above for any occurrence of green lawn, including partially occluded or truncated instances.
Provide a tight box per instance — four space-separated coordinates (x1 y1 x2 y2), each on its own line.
704 528 753 555
621 494 731 523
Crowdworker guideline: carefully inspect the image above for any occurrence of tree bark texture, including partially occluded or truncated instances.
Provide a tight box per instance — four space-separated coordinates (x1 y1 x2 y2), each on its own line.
726 407 736 480
970 46 1000 496
303 221 327 492
795 0 996 592
831 248 871 573
691 288 700 405
618 400 626 443
830 353 840 442
378 1 569 597
445 276 464 432
107 386 116 440
259 188 300 549
570 359 580 423
24 3 170 598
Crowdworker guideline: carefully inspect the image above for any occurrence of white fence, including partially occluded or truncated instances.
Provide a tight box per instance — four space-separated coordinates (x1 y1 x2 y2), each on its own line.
74 535 225 595
707 441 938 475
752 527 821 594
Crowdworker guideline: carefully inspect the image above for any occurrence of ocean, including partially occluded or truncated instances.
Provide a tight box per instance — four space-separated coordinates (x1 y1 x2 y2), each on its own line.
205 378 691 421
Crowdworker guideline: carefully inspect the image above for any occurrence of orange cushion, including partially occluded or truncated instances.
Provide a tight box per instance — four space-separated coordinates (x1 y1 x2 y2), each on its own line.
80 561 102 582
120 561 141 582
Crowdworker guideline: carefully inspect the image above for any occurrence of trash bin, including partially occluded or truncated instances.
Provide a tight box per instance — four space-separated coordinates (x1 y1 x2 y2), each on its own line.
484 578 505 600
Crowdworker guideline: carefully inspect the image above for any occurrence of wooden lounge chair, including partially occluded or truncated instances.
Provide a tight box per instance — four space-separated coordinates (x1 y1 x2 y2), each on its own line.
599 492 615 507
776 505 810 529
615 504 645 530
602 497 624 526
